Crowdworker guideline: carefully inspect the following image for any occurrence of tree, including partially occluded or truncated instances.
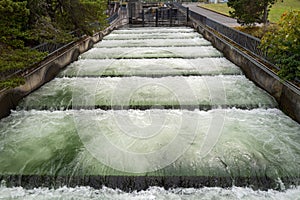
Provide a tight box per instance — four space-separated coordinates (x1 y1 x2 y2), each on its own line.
0 0 108 89
0 0 30 48
227 0 277 26
260 11 300 81
26 0 108 44
53 0 108 35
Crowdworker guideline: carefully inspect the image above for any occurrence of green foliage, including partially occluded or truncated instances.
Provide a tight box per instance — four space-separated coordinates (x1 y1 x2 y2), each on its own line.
0 0 109 90
0 0 108 46
0 49 46 71
0 47 47 78
235 24 278 39
33 0 108 37
25 0 108 44
260 11 300 80
0 0 30 48
227 0 277 26
0 77 25 90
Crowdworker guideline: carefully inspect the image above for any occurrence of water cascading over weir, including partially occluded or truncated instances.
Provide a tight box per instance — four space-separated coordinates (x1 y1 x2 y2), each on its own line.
0 17 300 198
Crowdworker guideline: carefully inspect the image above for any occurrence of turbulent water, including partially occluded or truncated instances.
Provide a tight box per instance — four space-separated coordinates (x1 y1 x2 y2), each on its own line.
0 26 299 199
59 58 242 77
18 76 277 110
1 186 300 200
0 108 299 177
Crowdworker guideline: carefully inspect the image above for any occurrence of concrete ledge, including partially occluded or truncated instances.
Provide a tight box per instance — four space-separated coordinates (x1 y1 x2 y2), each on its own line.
0 19 126 119
191 21 300 123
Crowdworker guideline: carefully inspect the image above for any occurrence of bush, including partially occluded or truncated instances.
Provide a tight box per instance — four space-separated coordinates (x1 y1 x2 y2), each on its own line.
260 10 300 80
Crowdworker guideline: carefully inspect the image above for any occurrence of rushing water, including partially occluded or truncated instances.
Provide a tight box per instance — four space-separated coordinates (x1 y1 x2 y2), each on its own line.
0 26 299 198
0 109 299 177
79 46 223 59
95 38 212 47
102 31 201 40
59 58 242 77
1 186 300 200
18 76 277 110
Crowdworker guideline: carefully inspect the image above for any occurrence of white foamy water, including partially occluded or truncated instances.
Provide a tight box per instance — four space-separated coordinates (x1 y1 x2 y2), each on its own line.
103 32 201 40
95 38 211 48
79 46 223 59
1 26 299 196
59 58 242 77
18 76 277 110
0 109 299 177
112 27 196 34
0 186 300 200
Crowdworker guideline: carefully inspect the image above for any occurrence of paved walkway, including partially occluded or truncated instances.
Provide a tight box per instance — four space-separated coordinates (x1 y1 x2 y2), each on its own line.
183 3 240 27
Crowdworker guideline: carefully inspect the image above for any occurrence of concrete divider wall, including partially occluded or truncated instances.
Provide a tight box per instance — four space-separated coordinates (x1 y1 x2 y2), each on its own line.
191 22 300 123
0 19 125 119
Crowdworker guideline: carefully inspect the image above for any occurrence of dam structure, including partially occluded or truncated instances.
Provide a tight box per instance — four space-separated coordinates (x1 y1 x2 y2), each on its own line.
0 26 300 198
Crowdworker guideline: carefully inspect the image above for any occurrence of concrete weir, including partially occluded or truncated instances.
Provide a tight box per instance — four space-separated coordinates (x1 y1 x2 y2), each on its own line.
0 25 299 193
0 13 300 195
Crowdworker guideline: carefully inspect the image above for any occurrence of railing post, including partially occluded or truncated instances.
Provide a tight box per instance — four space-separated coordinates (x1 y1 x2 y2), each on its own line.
156 9 158 27
129 6 132 24
142 9 145 27
170 8 173 26
186 7 189 24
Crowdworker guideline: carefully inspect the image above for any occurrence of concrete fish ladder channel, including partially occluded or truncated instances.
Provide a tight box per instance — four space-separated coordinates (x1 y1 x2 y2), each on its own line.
0 27 299 191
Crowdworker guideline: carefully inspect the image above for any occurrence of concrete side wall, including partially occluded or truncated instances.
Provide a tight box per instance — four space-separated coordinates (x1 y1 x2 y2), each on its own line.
191 22 300 123
0 19 125 119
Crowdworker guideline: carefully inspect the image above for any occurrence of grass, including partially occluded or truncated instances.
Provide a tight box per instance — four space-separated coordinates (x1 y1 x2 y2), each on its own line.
199 3 232 17
199 0 300 23
269 0 300 22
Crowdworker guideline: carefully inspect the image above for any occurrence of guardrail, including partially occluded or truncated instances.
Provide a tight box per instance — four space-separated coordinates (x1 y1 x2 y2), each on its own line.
107 12 119 24
174 3 300 85
174 3 270 65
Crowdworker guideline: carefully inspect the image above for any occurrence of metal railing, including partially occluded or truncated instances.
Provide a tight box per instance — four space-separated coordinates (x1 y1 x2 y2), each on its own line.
31 43 66 53
174 3 300 85
107 12 119 24
174 3 268 62
205 18 266 58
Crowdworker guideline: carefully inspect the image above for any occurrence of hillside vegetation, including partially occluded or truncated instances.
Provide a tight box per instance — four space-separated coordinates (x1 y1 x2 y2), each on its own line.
0 0 108 90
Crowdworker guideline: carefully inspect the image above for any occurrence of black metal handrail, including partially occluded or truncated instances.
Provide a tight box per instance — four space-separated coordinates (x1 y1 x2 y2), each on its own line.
173 3 300 84
107 12 119 24
174 3 268 63
205 18 266 58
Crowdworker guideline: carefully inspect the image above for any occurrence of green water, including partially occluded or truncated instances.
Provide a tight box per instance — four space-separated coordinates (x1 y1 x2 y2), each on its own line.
0 109 299 178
